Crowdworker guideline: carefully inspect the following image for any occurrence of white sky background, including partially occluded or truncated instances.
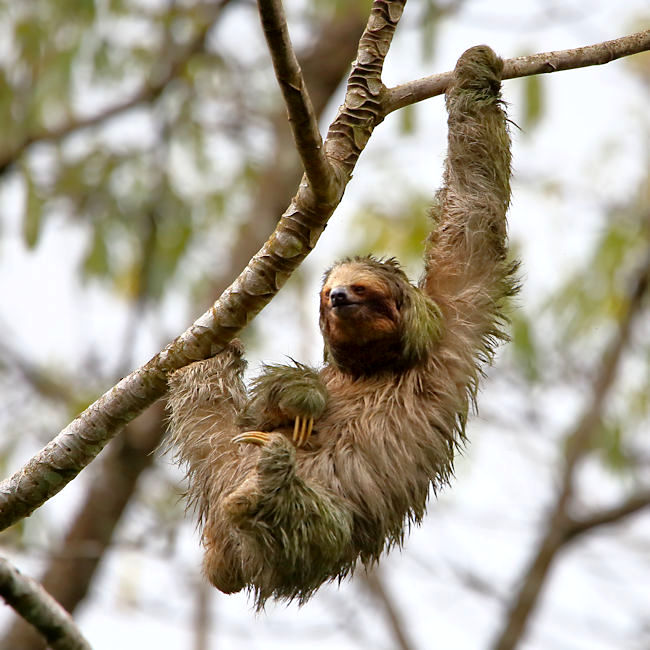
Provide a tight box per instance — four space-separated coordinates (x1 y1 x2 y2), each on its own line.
1 0 649 649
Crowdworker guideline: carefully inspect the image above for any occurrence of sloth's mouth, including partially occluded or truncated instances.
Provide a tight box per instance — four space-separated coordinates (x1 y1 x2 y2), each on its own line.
331 301 361 313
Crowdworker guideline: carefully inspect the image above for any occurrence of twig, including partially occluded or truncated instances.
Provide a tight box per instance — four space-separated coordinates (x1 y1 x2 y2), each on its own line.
0 334 76 405
362 570 415 650
384 29 650 114
257 0 334 202
0 557 91 650
208 6 367 296
491 254 650 650
0 0 407 532
564 490 650 542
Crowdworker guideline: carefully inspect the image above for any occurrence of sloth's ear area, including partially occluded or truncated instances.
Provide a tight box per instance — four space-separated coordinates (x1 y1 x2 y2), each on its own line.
400 289 443 365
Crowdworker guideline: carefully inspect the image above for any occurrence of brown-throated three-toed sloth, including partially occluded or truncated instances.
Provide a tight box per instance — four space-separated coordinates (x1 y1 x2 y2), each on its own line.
167 45 518 608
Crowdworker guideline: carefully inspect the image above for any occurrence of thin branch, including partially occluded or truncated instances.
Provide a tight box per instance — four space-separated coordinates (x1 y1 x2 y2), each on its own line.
208 6 367 297
384 29 650 114
446 559 504 601
362 570 415 650
564 490 650 542
257 0 334 202
0 557 91 650
0 0 407 532
0 0 231 174
0 334 77 405
492 254 650 650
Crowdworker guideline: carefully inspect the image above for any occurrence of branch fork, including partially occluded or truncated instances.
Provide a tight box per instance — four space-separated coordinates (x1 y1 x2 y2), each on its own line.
1 2 649 554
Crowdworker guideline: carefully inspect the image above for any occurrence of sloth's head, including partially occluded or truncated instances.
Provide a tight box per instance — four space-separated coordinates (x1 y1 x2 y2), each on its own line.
319 257 441 375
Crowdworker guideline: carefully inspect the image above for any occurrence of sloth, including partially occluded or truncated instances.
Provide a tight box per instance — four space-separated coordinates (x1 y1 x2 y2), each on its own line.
166 45 518 608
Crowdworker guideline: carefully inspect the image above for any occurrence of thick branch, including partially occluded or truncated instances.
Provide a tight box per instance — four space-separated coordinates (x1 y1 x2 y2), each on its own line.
1 407 165 650
257 0 334 202
0 0 406 532
0 557 91 650
384 29 650 114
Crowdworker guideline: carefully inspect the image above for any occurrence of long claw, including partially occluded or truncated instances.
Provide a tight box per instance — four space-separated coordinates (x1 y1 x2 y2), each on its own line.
292 416 315 448
299 418 306 446
232 431 272 446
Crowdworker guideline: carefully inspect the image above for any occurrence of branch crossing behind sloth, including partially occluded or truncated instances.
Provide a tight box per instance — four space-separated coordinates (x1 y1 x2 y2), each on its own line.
166 45 519 608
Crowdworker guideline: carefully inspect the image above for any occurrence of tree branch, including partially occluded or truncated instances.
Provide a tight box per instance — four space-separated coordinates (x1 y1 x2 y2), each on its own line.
257 0 334 202
0 0 231 174
0 335 77 405
564 490 650 542
362 570 414 650
1 8 646 539
0 557 91 650
1 16 367 647
208 6 366 298
384 29 650 114
0 0 407 532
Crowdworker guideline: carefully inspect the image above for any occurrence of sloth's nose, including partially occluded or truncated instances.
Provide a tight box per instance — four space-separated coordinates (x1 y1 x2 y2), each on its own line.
330 287 350 306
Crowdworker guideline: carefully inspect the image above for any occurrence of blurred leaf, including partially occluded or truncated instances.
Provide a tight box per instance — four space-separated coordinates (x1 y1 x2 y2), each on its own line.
0 70 13 124
351 196 431 265
549 203 649 342
522 74 544 132
108 0 126 13
93 39 111 76
15 19 45 66
419 0 442 61
23 178 44 249
57 159 86 197
399 104 416 135
56 0 95 22
510 311 539 382
146 203 193 299
158 213 192 270
83 224 110 277
592 421 628 472
114 260 142 301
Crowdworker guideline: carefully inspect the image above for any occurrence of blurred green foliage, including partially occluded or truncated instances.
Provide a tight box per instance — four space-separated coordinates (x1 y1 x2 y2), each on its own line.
348 195 432 265
522 73 544 132
0 0 263 305
549 177 649 344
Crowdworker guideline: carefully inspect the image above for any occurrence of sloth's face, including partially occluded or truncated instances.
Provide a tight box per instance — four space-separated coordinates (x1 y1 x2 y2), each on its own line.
319 263 402 350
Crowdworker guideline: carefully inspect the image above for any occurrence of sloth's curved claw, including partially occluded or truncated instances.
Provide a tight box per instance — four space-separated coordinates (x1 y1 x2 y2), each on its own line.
292 416 314 448
232 431 272 446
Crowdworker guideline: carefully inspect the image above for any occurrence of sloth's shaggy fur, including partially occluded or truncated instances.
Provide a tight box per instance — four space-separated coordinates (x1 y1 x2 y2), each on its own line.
166 45 518 608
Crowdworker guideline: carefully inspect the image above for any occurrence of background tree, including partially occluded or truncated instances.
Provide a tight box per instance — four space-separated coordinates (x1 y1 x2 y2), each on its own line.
0 0 649 648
